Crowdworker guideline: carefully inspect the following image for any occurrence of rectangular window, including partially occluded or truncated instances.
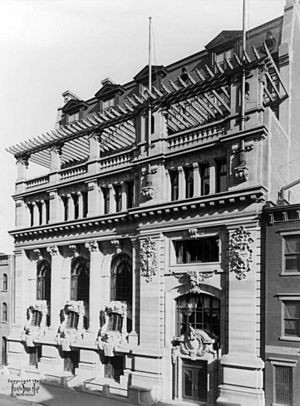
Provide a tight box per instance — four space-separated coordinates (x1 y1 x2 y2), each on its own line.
174 238 219 264
200 164 210 196
216 159 227 193
274 365 293 405
170 171 179 201
283 300 300 337
284 235 300 273
114 185 122 212
73 194 79 219
127 181 134 209
62 196 69 221
108 313 123 332
45 200 50 224
185 167 194 198
102 188 110 214
215 48 234 70
82 191 88 218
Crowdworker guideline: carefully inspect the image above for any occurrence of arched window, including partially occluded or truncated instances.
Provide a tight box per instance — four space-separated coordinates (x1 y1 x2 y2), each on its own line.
2 303 7 322
2 274 7 291
176 293 220 342
111 254 132 307
37 261 51 302
111 254 132 333
70 257 89 304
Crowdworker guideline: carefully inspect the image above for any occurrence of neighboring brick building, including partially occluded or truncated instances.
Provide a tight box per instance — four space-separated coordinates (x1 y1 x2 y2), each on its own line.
263 203 300 406
0 254 14 366
4 1 300 405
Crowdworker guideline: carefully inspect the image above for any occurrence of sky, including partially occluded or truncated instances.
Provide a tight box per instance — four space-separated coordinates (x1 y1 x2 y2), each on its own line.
0 0 286 253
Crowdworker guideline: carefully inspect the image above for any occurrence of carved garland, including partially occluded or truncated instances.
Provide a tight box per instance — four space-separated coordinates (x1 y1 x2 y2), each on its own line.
140 237 158 282
229 226 254 280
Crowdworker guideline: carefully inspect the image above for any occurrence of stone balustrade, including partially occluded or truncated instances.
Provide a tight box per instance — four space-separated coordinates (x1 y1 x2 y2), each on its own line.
60 163 88 180
26 175 50 189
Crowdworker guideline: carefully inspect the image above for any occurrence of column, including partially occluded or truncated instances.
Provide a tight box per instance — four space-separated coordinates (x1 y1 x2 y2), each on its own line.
68 194 75 220
47 245 64 331
178 166 185 200
15 199 30 228
87 181 101 217
16 156 29 181
49 190 64 223
108 184 115 213
192 162 200 197
16 156 29 193
209 159 216 194
121 182 127 211
50 145 62 172
128 238 138 346
32 202 39 227
78 191 83 218
88 133 101 175
85 241 102 332
41 200 47 225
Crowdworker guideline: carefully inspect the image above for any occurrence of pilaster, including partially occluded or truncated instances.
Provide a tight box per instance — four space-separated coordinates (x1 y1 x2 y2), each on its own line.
49 190 64 223
193 162 200 197
209 159 216 195
47 245 64 331
87 180 101 217
85 240 103 332
178 166 185 200
217 225 264 406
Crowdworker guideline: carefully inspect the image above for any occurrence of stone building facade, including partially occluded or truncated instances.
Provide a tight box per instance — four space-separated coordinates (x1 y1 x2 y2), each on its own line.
5 1 300 405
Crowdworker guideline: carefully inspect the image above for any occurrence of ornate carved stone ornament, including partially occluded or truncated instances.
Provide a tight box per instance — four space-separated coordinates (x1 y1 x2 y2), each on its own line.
85 240 99 252
140 237 158 282
56 300 86 351
232 143 254 183
111 239 121 254
46 245 59 256
174 270 215 293
96 301 128 357
171 326 216 363
141 176 154 200
229 226 254 280
33 249 43 261
69 245 80 257
187 228 204 239
22 300 48 347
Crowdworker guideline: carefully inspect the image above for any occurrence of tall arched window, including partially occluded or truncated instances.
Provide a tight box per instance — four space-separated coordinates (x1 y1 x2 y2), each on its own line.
176 293 220 342
37 261 51 326
111 254 132 307
2 303 7 322
2 274 7 291
70 257 89 304
37 261 51 302
111 254 132 332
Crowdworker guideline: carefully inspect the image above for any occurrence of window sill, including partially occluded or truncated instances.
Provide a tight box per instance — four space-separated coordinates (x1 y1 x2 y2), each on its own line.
280 272 300 276
279 336 300 342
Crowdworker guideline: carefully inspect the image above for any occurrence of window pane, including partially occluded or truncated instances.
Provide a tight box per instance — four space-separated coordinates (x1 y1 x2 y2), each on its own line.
275 366 292 405
285 236 300 254
174 238 219 263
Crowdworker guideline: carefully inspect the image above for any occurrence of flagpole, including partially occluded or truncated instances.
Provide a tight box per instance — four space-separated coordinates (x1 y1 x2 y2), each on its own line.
240 0 246 133
148 16 152 157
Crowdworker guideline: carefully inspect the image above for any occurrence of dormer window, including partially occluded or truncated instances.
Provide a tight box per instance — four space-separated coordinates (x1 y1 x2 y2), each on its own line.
102 97 115 111
67 112 80 124
215 47 234 70
95 78 124 113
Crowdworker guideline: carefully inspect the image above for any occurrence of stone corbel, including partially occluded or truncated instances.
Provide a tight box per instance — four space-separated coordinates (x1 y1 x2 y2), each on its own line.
33 249 43 262
141 166 154 200
111 239 121 254
46 245 59 256
85 240 99 253
232 141 254 183
69 245 80 257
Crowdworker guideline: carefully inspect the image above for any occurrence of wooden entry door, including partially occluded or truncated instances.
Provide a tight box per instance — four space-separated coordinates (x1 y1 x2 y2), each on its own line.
182 361 207 403
63 351 79 375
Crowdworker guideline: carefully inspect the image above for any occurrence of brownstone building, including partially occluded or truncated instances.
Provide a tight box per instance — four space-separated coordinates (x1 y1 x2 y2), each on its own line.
263 202 300 406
